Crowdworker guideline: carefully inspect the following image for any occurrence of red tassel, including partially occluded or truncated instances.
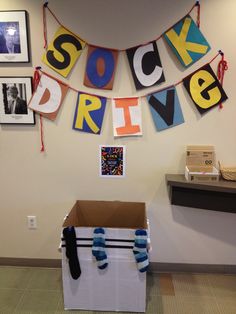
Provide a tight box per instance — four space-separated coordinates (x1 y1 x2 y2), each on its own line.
196 1 200 28
43 2 48 49
40 115 45 152
33 67 41 92
217 52 228 109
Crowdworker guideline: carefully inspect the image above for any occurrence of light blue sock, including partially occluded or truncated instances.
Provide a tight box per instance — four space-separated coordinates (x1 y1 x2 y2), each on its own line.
133 229 149 272
92 227 108 269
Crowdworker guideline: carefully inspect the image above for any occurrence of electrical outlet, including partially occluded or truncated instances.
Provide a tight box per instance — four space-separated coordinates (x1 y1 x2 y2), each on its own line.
27 216 37 229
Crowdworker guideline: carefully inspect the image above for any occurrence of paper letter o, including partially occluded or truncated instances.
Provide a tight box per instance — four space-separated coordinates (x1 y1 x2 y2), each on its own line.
86 48 115 88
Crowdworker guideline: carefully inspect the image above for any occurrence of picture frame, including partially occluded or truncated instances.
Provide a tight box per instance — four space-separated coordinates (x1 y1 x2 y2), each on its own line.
0 10 30 63
0 76 35 125
99 145 126 178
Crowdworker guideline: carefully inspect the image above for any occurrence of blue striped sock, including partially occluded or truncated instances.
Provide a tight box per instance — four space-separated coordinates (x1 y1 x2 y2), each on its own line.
92 227 108 269
133 229 149 272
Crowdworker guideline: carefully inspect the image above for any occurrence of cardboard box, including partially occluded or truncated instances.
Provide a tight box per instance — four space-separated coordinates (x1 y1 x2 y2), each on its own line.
185 165 219 182
186 145 215 172
61 200 147 312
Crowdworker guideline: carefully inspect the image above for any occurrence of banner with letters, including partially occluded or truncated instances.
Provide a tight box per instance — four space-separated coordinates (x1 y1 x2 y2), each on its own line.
31 49 227 134
41 2 213 89
30 2 228 152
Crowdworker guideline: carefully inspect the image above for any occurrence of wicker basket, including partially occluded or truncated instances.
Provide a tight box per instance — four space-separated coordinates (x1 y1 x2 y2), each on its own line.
219 162 236 181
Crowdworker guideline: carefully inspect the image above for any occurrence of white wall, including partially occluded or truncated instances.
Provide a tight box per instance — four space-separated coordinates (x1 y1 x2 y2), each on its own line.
0 0 236 264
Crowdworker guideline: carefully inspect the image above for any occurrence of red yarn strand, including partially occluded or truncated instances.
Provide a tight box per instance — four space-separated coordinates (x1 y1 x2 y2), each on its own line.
44 1 201 52
217 52 228 109
33 68 41 92
40 115 45 152
33 68 45 152
37 51 220 100
196 2 201 28
46 6 86 45
43 4 48 49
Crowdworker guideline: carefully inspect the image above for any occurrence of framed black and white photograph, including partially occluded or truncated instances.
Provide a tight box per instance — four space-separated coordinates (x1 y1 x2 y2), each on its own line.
0 10 29 63
0 77 35 125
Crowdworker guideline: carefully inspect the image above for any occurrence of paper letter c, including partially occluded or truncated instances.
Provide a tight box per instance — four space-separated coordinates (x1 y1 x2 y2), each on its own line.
133 43 163 87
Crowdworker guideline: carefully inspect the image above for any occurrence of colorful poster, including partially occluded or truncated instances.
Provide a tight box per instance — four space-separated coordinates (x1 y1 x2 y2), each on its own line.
112 98 142 136
147 87 184 131
84 46 118 90
73 93 107 134
42 26 86 77
126 41 165 90
164 15 210 67
183 64 228 114
28 73 68 120
99 145 126 177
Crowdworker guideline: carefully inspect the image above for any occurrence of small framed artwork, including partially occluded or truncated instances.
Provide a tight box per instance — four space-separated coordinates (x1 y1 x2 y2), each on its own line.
0 10 29 62
0 77 35 125
99 145 126 178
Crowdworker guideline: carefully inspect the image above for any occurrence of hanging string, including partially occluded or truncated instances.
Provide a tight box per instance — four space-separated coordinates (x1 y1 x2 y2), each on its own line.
172 50 221 88
196 1 201 28
39 115 45 152
187 1 198 16
142 51 221 97
45 4 86 45
31 51 224 153
43 1 202 52
33 66 45 152
36 51 221 100
208 52 221 64
217 50 228 109
43 1 48 49
171 51 221 89
46 4 65 27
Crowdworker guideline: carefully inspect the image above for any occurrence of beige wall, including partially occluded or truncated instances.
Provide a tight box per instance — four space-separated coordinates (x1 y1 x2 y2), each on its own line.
0 0 236 264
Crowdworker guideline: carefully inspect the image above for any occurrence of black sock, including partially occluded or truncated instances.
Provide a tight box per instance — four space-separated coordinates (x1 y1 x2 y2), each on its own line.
63 226 81 279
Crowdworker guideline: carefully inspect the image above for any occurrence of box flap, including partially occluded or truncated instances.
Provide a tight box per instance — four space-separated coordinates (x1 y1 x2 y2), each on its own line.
187 165 214 172
186 145 215 168
186 145 215 151
185 165 219 182
186 166 219 175
63 200 147 229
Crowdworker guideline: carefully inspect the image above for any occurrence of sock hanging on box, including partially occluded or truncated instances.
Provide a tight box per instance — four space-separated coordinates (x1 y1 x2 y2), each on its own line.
63 226 81 279
133 229 149 273
92 227 108 270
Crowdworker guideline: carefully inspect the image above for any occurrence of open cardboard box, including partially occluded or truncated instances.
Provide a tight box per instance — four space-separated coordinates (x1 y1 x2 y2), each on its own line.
185 165 219 182
185 145 219 182
63 200 147 229
61 200 147 312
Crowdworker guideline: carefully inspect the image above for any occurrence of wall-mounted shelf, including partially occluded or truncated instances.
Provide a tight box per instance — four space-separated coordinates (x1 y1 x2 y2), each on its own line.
166 174 236 213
